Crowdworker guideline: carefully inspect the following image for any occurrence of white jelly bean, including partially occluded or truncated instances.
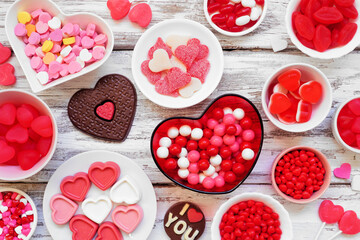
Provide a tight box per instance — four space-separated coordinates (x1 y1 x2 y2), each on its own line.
179 125 192 136
177 157 190 169
210 155 222 167
167 127 179 138
191 128 203 140
242 148 255 160
178 169 189 179
250 5 262 21
242 0 256 7
159 137 172 147
157 147 169 158
236 15 251 26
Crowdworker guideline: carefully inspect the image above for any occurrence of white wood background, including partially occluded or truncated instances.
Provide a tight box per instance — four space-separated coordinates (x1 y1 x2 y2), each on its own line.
1 0 360 239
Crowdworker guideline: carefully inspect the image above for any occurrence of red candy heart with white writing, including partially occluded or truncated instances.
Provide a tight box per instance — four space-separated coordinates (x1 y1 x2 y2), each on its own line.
299 80 322 104
0 43 11 64
129 3 152 28
0 63 16 86
318 200 344 224
96 101 115 121
339 210 360 235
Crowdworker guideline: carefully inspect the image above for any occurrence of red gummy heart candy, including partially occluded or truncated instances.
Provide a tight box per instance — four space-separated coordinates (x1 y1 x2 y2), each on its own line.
96 102 115 121
277 93 300 124
128 3 152 28
107 0 131 20
141 60 162 84
28 128 41 142
338 115 354 129
6 124 29 144
37 137 52 156
318 200 344 224
0 140 15 164
175 41 200 68
17 150 41 170
340 129 356 145
0 43 11 64
17 106 34 128
0 63 16 86
148 38 172 59
188 59 210 83
299 80 323 104
154 78 179 97
166 67 191 92
296 100 312 123
268 93 291 114
0 103 16 125
0 124 9 136
21 139 37 151
348 98 360 116
188 38 209 60
278 69 301 91
339 210 360 235
357 134 360 148
351 117 360 133
31 116 53 138
21 104 39 118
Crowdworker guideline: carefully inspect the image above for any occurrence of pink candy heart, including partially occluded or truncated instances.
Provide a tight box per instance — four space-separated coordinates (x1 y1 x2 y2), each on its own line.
188 59 210 83
128 3 152 28
334 163 351 179
112 205 143 234
50 194 78 225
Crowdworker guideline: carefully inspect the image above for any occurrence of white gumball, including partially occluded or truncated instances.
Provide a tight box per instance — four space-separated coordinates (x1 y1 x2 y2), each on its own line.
159 137 172 147
157 147 169 158
168 127 179 138
178 148 188 157
210 155 222 167
242 148 255 160
178 169 189 179
204 165 216 176
191 128 203 140
215 165 221 172
223 107 233 115
233 108 245 120
199 173 206 184
211 172 219 179
179 125 192 136
177 157 190 169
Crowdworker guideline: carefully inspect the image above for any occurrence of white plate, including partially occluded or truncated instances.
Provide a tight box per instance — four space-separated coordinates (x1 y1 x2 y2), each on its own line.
43 150 157 240
211 192 293 240
132 19 224 109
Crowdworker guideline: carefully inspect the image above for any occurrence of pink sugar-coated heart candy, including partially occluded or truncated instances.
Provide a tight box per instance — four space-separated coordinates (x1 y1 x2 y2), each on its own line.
14 23 27 37
35 47 44 58
107 0 132 20
73 35 81 46
0 103 16 125
72 45 82 56
61 172 91 202
96 222 123 240
318 200 344 224
24 44 36 57
17 149 41 170
28 32 41 45
37 63 48 73
88 161 120 190
141 60 162 84
167 67 191 92
0 63 16 86
94 34 107 45
6 124 29 144
81 36 94 49
35 21 49 34
39 12 52 23
31 115 53 138
70 215 98 240
112 205 143 234
49 29 63 42
188 38 210 60
17 106 34 128
50 194 78 225
51 43 62 54
62 23 74 36
68 61 82 74
80 30 87 38
155 78 179 97
0 43 12 64
128 3 152 28
148 37 172 59
348 99 360 116
21 227 31 236
60 64 69 77
23 36 29 44
31 9 43 19
188 59 210 83
30 56 42 70
0 140 15 164
49 71 60 80
64 52 76 63
92 47 105 60
334 163 351 179
40 32 50 41
36 137 52 156
339 210 360 235
49 61 63 74
86 23 96 37
72 24 80 36
175 41 200 68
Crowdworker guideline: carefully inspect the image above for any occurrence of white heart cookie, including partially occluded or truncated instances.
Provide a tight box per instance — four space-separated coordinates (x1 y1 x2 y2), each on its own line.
166 35 190 53
271 37 288 53
110 176 141 204
48 17 61 30
352 175 360 192
170 56 187 72
148 49 172 73
179 77 202 98
82 195 112 224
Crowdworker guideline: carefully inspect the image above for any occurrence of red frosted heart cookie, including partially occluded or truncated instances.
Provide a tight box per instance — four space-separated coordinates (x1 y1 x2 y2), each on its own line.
296 100 312 123
299 80 322 104
0 63 16 86
60 172 91 202
96 101 115 121
148 38 172 59
107 0 131 20
268 93 292 114
70 215 99 240
175 41 200 68
0 43 11 64
188 59 210 83
278 69 301 91
128 3 152 28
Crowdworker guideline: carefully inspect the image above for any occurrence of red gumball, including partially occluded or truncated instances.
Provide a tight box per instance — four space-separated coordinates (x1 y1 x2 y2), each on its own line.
198 159 210 171
198 138 210 150
220 146 232 159
221 159 233 171
235 153 245 163
169 144 181 156
206 145 219 156
186 140 198 151
212 107 224 120
240 117 252 129
226 124 237 135
240 142 252 151
200 150 209 160
224 171 236 183
164 158 177 170
175 136 187 147
203 128 213 139
233 163 246 176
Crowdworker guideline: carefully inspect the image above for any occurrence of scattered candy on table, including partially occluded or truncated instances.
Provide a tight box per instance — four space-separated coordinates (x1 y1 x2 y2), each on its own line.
14 9 108 85
333 162 351 179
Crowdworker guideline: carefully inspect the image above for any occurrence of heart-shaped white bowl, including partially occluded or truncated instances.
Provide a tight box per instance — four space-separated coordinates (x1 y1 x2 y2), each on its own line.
5 0 114 93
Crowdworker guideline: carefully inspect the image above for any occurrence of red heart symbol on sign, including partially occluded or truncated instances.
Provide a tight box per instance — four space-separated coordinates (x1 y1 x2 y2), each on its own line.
187 208 204 223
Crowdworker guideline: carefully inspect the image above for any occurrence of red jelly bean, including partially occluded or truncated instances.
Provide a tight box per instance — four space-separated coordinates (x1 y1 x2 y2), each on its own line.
338 22 357 45
295 14 316 40
227 13 236 28
208 2 221 14
313 7 344 24
313 24 332 52
236 7 252 16
220 4 235 14
211 14 227 24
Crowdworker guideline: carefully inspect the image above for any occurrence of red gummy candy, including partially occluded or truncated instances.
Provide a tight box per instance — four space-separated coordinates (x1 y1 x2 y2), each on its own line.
6 124 29 144
321 0 335 6
335 0 355 7
188 59 211 83
0 63 16 86
338 115 354 129
148 38 172 59
357 134 360 148
17 150 41 170
313 25 332 52
175 41 200 68
0 140 15 164
208 2 221 14
278 69 301 91
155 78 179 97
188 38 209 61
21 139 37 151
305 0 322 23
348 98 360 116
338 22 357 46
20 104 39 118
268 93 292 114
331 28 341 48
31 116 53 138
0 103 16 125
107 0 131 20
277 93 300 124
128 3 152 28
28 128 41 142
16 106 34 128
337 5 359 19
0 124 9 136
300 0 310 13
296 100 312 123
351 117 360 133
166 67 191 92
296 33 315 48
37 137 52 156
313 7 344 24
0 43 11 64
340 129 356 146
141 60 162 84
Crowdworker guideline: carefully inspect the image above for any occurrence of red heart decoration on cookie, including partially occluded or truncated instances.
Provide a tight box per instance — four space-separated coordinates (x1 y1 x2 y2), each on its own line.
0 63 16 86
0 43 11 64
299 80 322 104
0 140 15 164
187 208 203 223
70 215 99 240
339 210 360 235
319 200 344 224
175 42 200 68
96 101 115 121
107 0 131 20
88 161 120 190
278 69 301 91
268 93 291 114
60 172 91 202
188 59 210 83
96 222 123 240
128 3 152 28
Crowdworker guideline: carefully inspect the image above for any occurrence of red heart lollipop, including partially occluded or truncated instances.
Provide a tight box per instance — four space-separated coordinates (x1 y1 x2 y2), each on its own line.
339 210 360 235
319 200 344 224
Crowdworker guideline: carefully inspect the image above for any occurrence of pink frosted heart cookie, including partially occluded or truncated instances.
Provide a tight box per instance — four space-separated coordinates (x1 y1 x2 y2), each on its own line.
50 194 78 225
112 205 143 234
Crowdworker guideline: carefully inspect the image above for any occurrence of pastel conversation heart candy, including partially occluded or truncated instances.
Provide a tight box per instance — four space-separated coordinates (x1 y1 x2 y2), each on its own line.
128 3 152 28
0 63 16 86
17 149 41 170
0 43 11 64
50 194 78 225
148 49 172 73
88 161 120 190
107 0 131 20
268 93 291 114
319 200 344 224
299 80 323 104
0 103 16 126
112 205 143 234
0 140 15 164
339 210 360 235
70 215 99 240
334 163 351 179
60 172 91 202
96 222 123 240
277 69 301 91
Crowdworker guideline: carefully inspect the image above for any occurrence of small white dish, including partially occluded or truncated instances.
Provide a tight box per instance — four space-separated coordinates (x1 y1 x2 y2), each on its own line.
211 192 293 240
5 0 114 93
262 63 332 132
332 96 360 154
132 19 224 109
203 0 268 36
43 150 157 240
285 0 360 59
0 187 38 240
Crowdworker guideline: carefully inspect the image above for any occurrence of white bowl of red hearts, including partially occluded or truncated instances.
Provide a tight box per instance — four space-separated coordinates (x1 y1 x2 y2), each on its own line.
211 192 293 240
151 94 264 194
0 187 38 240
0 90 57 181
262 63 332 132
204 0 268 36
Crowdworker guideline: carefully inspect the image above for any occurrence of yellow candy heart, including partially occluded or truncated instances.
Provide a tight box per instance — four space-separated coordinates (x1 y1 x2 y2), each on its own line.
42 40 54 53
17 11 32 24
25 24 36 37
63 37 75 45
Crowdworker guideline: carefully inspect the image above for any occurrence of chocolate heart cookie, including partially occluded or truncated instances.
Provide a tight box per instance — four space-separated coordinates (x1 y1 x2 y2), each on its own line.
68 74 136 141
